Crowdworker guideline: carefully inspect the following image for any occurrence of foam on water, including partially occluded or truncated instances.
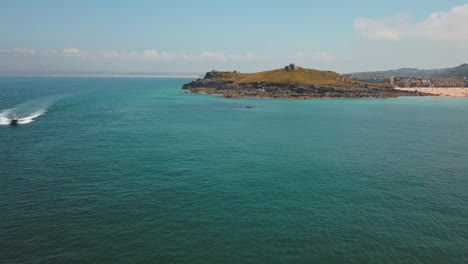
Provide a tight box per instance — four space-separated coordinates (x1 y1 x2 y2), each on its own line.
0 94 68 125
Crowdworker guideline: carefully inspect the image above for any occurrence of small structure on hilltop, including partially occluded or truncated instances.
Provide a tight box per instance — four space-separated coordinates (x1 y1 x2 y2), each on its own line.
285 63 302 72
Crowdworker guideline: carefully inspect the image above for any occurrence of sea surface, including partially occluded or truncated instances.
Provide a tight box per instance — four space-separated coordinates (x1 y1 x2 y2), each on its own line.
1 77 467 263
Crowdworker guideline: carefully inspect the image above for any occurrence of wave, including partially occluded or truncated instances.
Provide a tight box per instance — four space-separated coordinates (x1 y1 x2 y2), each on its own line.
0 94 70 126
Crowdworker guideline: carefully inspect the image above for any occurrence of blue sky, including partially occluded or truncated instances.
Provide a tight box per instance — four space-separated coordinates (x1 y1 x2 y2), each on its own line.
1 0 468 73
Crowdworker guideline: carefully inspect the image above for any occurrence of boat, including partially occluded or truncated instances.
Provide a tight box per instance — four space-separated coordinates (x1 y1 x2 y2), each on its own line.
9 115 19 126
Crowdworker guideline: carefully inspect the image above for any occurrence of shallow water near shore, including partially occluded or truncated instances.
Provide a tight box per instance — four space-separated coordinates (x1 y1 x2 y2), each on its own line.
1 77 468 263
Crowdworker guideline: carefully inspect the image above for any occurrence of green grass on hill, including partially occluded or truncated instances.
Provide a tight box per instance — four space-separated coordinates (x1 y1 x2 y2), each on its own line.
209 67 389 88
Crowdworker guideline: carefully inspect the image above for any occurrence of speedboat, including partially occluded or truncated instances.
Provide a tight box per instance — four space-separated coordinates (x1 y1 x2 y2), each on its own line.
9 116 19 126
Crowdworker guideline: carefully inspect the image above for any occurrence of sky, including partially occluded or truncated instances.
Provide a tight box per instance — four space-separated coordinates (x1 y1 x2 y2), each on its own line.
1 0 468 74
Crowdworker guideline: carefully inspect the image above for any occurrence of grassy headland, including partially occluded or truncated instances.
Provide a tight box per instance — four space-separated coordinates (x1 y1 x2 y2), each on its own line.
183 65 432 99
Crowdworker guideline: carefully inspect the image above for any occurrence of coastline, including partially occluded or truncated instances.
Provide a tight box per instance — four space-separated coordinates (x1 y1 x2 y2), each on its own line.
183 83 433 100
182 68 435 99
396 87 468 97
184 86 432 99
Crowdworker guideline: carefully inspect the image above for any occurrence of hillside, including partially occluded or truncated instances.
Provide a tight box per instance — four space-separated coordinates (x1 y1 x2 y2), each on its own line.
199 66 391 89
182 65 431 99
351 64 468 78
219 68 342 86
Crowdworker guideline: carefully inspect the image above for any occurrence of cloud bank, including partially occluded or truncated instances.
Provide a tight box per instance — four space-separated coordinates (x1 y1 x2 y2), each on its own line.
354 4 468 43
62 48 81 56
0 48 37 55
3 48 268 62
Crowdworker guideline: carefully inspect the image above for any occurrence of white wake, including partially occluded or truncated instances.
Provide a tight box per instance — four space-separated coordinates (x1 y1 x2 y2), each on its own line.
0 94 68 126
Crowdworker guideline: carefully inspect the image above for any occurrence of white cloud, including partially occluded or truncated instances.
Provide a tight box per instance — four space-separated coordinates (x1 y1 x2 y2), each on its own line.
46 50 59 55
0 48 36 55
157 51 191 60
138 50 266 61
290 52 306 59
140 50 190 60
354 4 468 43
62 48 81 56
198 51 266 61
200 51 230 60
354 16 406 41
98 51 119 59
417 5 468 41
142 49 160 59
2 47 267 62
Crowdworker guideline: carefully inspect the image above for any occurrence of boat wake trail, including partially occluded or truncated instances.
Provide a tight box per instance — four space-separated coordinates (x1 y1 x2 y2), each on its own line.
0 94 69 126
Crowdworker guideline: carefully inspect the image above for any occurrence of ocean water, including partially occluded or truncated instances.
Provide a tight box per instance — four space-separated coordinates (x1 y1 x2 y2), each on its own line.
1 77 467 263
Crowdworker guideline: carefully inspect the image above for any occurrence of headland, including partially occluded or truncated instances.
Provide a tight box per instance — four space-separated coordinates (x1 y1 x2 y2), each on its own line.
182 64 432 99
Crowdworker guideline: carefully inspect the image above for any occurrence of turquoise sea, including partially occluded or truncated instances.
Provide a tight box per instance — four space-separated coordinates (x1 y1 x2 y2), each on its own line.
1 77 467 263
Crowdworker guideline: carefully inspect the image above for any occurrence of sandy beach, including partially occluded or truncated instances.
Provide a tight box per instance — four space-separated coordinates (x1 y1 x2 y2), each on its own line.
396 87 468 97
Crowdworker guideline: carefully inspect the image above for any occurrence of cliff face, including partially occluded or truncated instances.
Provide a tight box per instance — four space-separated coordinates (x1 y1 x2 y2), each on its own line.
183 68 434 99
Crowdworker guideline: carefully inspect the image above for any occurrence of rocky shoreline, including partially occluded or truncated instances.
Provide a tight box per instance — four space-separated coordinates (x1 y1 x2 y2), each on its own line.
182 75 434 99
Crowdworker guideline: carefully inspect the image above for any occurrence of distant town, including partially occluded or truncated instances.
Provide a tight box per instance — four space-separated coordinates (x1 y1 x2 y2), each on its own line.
345 75 468 88
348 63 468 88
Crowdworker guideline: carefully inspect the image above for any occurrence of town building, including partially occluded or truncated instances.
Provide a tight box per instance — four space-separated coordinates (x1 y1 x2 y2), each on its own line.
394 78 422 88
433 78 465 87
421 79 432 87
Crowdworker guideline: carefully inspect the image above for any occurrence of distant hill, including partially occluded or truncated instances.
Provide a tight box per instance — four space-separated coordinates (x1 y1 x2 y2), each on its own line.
351 64 468 78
